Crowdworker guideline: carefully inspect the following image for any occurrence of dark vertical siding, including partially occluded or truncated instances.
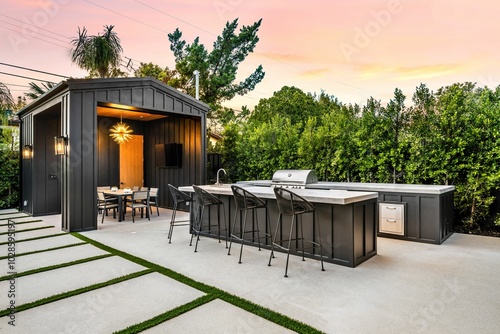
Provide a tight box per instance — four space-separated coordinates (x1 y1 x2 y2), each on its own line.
143 116 203 209
21 78 208 232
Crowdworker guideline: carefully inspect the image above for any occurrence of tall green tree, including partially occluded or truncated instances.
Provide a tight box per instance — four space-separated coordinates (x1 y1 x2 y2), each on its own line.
134 62 177 83
70 25 123 78
248 86 320 127
168 18 265 112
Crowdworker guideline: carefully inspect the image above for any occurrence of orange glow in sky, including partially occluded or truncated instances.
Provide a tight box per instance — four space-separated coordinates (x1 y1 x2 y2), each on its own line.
2 0 500 109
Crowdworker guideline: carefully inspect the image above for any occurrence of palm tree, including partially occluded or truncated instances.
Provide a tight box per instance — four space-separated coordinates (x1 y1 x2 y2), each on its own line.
0 82 14 108
70 25 123 78
24 81 55 100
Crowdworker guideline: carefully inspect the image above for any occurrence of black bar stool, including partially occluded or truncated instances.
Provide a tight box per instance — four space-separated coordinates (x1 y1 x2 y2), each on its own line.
167 184 194 243
228 185 272 264
190 185 228 252
268 187 325 277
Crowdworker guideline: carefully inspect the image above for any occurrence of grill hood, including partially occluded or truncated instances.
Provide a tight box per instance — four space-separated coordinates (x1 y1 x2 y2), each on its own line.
271 170 318 188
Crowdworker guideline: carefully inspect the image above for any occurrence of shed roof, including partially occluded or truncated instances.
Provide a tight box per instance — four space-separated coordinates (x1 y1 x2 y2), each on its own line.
17 77 210 117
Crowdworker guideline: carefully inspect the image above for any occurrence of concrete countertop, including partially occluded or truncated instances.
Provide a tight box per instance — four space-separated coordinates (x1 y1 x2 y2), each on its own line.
238 180 455 195
179 184 378 205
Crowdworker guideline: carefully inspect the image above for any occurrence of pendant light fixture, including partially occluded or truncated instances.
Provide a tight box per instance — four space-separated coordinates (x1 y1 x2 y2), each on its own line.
109 112 133 144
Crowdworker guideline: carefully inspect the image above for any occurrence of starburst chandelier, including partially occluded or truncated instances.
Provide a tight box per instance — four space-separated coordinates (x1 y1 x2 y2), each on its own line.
109 112 133 144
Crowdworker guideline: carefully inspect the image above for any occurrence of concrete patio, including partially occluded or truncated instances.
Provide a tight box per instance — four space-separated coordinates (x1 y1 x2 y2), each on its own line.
1 208 499 333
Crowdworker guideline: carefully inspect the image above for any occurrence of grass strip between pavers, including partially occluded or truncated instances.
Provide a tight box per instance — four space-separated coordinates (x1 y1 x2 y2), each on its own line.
0 232 67 245
0 225 55 235
0 219 43 226
0 212 22 216
114 294 217 334
0 216 31 222
72 233 324 334
0 254 114 281
0 268 154 318
0 242 87 260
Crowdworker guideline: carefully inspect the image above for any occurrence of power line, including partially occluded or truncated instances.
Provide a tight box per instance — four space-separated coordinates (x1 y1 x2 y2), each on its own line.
0 62 69 79
134 0 216 36
0 19 70 45
0 13 71 39
0 71 57 84
83 0 170 34
133 0 362 91
4 83 30 88
0 24 69 49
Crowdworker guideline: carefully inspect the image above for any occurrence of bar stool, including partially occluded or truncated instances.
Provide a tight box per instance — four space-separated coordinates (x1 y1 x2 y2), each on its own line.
190 185 228 252
228 185 272 264
167 184 194 243
268 187 325 277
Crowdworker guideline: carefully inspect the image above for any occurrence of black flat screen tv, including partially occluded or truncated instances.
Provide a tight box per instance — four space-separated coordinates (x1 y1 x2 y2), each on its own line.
155 143 182 168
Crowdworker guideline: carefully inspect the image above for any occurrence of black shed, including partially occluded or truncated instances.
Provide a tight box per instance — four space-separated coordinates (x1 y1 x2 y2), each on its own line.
17 77 209 232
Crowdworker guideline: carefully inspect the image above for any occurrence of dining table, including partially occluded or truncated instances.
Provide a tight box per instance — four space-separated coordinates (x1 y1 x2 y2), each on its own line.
101 189 134 222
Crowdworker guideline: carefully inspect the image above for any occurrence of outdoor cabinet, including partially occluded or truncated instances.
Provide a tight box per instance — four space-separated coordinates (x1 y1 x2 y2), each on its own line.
379 202 405 236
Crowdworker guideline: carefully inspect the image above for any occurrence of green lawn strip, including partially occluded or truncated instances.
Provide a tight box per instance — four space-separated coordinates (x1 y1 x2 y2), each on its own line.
0 254 114 281
0 226 55 235
0 211 22 216
0 216 30 222
0 219 43 226
72 233 324 334
114 294 217 334
0 268 154 318
0 232 67 245
0 242 87 260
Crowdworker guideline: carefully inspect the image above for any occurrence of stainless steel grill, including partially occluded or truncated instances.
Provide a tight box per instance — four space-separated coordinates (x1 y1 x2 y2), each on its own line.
271 169 318 189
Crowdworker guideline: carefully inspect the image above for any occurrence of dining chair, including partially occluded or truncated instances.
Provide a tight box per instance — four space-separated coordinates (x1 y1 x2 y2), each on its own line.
97 191 119 223
96 186 117 216
148 187 160 216
125 190 150 223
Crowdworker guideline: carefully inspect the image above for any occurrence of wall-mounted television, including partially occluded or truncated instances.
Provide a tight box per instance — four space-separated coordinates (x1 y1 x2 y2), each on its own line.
155 143 182 168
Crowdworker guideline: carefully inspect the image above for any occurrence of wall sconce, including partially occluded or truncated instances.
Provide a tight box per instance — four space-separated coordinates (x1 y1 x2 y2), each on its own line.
54 135 67 156
22 145 33 159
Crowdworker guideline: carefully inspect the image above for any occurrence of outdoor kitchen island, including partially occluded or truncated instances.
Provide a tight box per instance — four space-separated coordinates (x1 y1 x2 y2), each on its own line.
179 184 379 268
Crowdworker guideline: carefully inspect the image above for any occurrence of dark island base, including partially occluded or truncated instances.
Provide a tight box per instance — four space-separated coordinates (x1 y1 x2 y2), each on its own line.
190 195 378 268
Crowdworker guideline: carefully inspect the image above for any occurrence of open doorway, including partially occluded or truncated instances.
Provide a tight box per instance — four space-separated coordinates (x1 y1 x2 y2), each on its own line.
119 134 143 188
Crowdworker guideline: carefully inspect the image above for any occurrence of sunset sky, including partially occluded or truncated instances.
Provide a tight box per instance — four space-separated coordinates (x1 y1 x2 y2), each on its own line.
2 0 500 110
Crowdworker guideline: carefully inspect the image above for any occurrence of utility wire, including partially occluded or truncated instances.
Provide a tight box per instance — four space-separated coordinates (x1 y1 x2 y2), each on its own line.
0 24 69 49
0 71 57 84
0 62 69 79
0 19 70 44
0 13 71 39
83 0 170 34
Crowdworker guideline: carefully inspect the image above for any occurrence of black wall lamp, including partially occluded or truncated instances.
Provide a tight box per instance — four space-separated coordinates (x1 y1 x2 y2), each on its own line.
54 135 67 156
22 145 32 159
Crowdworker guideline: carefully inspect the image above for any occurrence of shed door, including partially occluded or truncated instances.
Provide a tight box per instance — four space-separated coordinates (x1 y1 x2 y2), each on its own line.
120 135 143 188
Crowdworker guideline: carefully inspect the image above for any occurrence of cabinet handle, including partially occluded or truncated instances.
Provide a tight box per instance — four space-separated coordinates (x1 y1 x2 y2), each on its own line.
386 207 397 210
386 219 397 223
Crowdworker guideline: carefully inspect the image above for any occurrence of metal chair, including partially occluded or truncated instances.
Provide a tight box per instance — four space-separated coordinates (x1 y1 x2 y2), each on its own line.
125 190 150 223
190 185 228 252
149 187 160 216
228 185 272 264
167 184 193 243
268 187 325 277
97 191 119 223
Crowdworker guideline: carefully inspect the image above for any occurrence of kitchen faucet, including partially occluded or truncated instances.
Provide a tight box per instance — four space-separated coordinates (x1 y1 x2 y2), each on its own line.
216 168 226 186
